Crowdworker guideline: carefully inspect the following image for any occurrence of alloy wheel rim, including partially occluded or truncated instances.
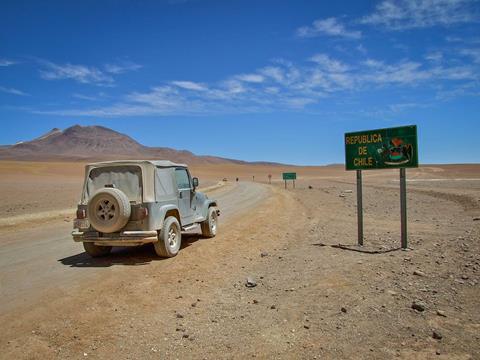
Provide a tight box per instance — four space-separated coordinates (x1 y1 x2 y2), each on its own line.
168 226 178 248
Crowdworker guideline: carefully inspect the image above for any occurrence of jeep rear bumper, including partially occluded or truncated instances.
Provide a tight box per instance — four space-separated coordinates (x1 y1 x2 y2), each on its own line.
72 230 158 246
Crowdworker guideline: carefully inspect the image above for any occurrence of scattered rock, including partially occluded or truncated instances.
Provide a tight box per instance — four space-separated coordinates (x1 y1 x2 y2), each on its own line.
252 299 259 304
341 307 347 313
339 194 346 198
270 305 276 310
432 330 443 340
344 190 353 193
461 274 469 280
246 277 257 288
260 252 269 258
304 325 310 329
182 334 189 339
308 186 313 189
413 270 425 277
436 350 441 356
436 310 447 317
473 217 480 221
176 313 184 319
412 300 426 312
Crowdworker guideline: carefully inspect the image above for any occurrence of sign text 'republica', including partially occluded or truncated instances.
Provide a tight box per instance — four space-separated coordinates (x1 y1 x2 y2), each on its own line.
344 125 418 171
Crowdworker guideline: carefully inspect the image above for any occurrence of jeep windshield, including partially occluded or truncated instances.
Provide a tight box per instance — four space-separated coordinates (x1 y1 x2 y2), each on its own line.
84 165 143 203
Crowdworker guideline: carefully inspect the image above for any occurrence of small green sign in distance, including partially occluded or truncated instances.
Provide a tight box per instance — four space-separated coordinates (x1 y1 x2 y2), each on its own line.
282 172 297 180
345 125 418 171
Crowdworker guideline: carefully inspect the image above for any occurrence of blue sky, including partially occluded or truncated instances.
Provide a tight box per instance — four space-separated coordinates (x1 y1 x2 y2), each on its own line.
0 0 479 165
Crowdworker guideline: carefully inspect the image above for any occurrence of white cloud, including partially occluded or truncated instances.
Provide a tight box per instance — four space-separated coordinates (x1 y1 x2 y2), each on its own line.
0 58 16 67
235 74 265 83
425 51 443 62
33 49 480 117
72 93 102 101
460 48 480 63
40 61 114 85
360 0 478 30
104 61 142 74
0 86 28 96
296 17 361 39
309 54 350 72
171 80 208 91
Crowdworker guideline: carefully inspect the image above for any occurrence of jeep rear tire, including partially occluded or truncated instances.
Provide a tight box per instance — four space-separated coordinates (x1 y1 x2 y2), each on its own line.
83 242 112 257
87 188 131 233
201 207 218 238
154 216 182 257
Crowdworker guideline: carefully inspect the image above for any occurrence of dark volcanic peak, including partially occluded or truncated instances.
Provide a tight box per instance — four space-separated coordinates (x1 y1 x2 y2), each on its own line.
0 124 262 165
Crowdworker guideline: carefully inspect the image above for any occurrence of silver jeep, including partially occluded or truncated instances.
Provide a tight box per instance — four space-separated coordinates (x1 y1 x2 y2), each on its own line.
72 160 219 258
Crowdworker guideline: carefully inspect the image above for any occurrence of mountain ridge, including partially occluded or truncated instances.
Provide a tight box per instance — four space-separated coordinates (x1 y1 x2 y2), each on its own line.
0 125 284 166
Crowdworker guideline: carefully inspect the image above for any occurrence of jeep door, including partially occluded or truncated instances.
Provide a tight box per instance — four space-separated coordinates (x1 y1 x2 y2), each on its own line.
174 168 194 225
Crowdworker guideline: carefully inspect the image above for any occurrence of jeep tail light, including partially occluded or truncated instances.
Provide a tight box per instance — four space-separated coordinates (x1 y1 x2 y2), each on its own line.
76 209 86 219
138 207 149 220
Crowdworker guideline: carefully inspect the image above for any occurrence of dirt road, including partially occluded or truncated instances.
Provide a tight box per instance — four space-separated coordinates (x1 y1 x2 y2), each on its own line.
0 181 270 315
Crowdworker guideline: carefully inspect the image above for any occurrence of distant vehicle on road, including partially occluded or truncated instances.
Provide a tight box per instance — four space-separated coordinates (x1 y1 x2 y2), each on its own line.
72 160 219 258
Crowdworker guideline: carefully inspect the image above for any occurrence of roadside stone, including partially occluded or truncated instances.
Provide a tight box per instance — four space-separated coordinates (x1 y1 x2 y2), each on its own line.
432 330 443 340
461 274 469 280
436 310 447 317
413 270 425 277
246 277 257 288
182 334 189 339
304 325 310 329
344 190 353 193
339 194 346 198
412 300 426 312
436 350 441 355
341 307 347 313
252 299 259 304
176 313 184 319
308 185 313 189
260 252 269 258
473 217 480 221
270 305 276 309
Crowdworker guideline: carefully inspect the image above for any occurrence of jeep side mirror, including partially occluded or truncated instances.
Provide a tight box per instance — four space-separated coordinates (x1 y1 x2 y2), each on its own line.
192 177 199 189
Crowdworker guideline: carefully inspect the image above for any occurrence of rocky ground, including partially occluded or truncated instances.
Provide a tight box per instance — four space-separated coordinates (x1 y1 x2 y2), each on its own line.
1 164 479 359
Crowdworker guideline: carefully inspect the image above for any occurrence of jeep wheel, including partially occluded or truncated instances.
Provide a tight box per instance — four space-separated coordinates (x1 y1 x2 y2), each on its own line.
201 207 218 238
87 188 131 233
154 216 182 257
83 242 112 257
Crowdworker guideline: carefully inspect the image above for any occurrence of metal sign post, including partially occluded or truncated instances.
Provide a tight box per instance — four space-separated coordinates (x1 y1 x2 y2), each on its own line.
344 125 418 249
400 168 407 249
356 170 363 246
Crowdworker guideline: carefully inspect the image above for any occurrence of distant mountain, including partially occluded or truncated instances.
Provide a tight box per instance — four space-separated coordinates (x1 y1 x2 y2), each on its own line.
0 125 279 165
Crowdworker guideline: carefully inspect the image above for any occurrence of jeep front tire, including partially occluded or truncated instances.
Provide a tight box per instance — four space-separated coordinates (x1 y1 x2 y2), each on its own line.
201 207 218 238
155 216 182 257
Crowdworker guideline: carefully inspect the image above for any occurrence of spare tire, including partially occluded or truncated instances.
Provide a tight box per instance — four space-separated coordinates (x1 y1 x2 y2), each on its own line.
87 188 131 233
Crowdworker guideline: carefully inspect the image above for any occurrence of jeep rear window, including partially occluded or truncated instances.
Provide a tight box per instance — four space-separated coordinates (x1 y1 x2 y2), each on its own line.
85 165 143 203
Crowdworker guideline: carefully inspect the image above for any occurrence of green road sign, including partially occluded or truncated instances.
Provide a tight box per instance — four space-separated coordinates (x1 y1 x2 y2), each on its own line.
282 172 297 180
344 125 418 171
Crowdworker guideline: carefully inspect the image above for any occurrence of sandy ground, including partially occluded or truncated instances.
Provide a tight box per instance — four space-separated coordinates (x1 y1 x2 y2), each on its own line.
0 161 479 359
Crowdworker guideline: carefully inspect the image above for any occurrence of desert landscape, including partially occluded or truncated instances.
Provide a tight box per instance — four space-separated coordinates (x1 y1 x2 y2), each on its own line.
0 126 479 359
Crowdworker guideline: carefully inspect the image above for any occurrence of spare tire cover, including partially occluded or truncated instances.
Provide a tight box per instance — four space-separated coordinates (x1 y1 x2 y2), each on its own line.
87 188 131 233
